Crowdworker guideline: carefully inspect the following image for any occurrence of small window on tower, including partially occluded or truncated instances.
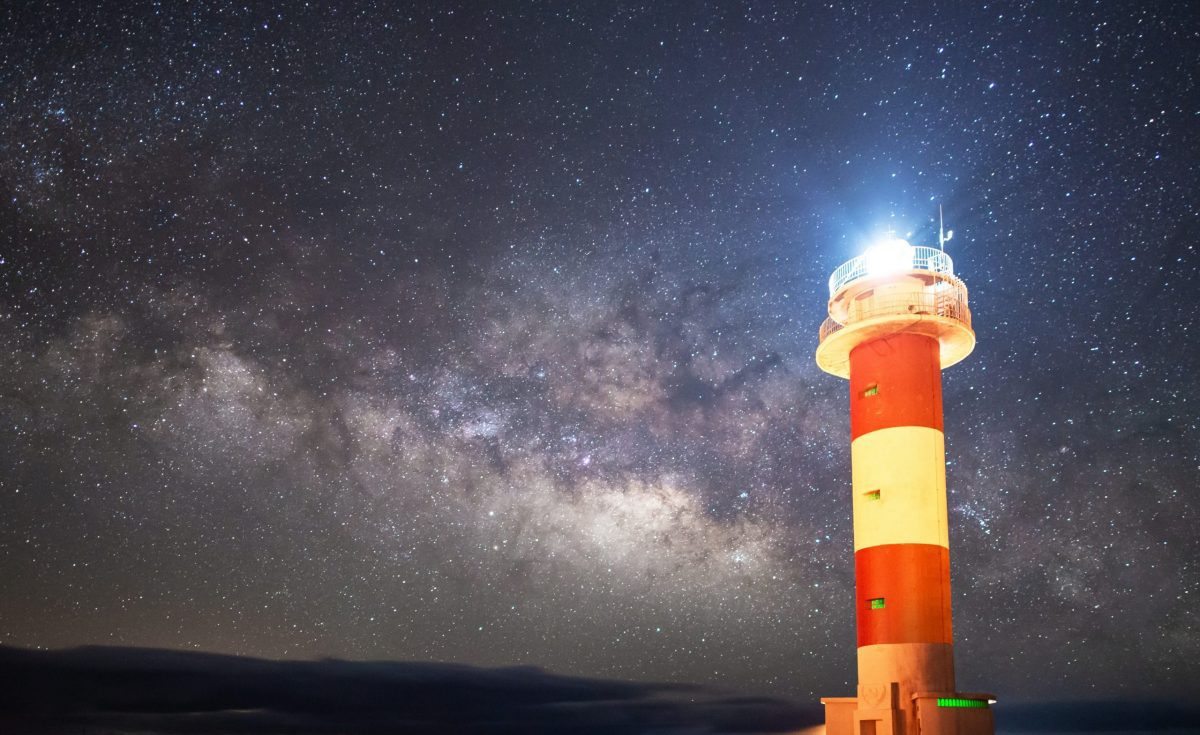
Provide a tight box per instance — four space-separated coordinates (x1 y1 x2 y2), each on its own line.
869 598 885 610
861 384 879 397
864 489 881 501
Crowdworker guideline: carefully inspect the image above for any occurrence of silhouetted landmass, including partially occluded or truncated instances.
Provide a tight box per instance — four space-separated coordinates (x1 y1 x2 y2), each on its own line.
0 645 820 734
1 646 1197 734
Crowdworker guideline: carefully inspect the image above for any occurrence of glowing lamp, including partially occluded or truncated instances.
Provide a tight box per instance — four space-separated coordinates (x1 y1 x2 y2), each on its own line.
862 236 915 276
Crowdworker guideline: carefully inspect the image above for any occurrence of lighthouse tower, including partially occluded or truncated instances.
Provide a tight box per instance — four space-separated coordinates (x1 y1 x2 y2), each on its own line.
816 234 995 735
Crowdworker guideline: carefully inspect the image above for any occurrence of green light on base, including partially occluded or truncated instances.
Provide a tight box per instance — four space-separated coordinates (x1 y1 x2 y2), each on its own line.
868 598 885 609
936 697 988 709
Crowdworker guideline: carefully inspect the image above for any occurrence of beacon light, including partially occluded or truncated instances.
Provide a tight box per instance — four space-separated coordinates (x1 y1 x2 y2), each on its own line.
862 236 914 276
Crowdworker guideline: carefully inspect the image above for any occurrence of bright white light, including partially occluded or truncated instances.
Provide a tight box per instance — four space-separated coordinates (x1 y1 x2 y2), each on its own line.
862 236 914 276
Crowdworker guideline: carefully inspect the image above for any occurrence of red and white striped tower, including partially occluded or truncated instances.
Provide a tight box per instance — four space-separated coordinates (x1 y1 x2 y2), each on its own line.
817 236 995 735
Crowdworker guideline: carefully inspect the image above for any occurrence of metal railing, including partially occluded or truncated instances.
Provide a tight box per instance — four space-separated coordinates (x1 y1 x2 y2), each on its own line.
828 246 954 296
819 281 971 344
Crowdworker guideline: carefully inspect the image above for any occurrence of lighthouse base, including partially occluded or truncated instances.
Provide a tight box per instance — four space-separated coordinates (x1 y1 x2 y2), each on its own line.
821 691 994 735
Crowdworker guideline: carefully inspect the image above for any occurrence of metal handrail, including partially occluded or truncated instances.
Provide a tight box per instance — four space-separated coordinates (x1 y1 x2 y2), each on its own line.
819 285 972 344
828 246 954 296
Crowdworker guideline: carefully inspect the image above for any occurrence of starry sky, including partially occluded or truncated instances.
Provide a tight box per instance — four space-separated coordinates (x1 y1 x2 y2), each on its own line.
0 0 1197 724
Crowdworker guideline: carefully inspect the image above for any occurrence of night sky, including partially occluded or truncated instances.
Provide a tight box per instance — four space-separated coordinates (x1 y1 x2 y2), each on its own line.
1 1 1198 732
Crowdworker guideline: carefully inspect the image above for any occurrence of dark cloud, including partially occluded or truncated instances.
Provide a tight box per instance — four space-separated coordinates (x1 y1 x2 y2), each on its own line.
0 646 820 734
4 646 1197 735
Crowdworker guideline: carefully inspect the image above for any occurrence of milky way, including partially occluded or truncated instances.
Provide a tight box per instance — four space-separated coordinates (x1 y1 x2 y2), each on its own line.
0 1 1197 705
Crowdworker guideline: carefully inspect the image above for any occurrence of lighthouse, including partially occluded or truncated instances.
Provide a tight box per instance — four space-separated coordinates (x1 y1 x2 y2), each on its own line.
817 233 995 735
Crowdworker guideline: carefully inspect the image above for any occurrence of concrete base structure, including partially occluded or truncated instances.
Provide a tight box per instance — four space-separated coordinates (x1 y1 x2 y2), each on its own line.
821 691 995 735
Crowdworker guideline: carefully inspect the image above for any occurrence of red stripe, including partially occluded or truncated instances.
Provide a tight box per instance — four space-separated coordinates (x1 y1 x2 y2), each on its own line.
849 333 943 440
855 543 952 646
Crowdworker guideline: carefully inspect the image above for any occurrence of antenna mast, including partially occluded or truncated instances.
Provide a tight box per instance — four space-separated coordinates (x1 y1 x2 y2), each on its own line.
939 204 945 251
